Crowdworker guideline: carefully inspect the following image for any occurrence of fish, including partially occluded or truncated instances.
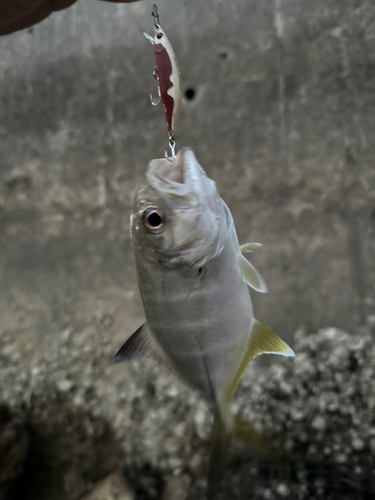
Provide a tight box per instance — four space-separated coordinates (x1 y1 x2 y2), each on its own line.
115 148 294 493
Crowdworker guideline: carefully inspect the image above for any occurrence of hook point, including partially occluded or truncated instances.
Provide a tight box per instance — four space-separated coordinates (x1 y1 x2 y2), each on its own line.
150 93 161 106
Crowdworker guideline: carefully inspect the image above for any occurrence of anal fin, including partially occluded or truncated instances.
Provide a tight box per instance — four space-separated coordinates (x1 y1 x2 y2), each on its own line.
224 321 294 404
248 321 295 359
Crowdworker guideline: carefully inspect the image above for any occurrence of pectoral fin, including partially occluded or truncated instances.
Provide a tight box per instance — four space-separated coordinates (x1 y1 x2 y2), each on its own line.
224 321 294 404
240 242 263 253
240 254 268 293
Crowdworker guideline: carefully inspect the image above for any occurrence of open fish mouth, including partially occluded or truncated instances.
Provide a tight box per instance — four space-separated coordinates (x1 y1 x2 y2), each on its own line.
144 148 232 267
146 148 204 206
156 151 186 184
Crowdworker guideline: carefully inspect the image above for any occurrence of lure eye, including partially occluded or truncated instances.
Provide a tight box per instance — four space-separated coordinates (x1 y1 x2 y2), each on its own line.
143 207 165 232
156 32 163 39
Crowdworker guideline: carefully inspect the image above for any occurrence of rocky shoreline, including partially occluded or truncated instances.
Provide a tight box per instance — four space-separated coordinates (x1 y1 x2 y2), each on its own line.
1 322 374 499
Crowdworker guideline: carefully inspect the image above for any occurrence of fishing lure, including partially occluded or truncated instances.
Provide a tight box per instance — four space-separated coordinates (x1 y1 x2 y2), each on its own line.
144 4 182 156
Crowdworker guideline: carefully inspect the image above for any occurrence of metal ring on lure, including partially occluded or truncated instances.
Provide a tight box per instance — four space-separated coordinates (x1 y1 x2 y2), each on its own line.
151 4 160 29
164 133 176 161
169 133 176 156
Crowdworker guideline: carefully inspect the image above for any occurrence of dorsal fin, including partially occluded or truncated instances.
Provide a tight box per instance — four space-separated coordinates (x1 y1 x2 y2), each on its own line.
240 242 263 253
223 321 294 404
114 323 175 372
240 254 268 293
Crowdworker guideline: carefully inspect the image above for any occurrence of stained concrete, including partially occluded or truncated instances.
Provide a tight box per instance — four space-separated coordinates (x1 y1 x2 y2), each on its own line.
0 0 374 352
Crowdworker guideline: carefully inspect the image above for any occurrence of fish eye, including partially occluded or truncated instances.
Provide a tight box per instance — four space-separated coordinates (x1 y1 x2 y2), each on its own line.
156 32 163 39
143 207 165 232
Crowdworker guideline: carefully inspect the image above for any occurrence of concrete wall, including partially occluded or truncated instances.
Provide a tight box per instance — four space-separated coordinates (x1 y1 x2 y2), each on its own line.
0 0 374 350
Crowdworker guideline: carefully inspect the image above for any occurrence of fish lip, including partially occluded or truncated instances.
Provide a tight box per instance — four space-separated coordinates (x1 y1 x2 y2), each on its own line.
174 148 201 185
178 148 202 183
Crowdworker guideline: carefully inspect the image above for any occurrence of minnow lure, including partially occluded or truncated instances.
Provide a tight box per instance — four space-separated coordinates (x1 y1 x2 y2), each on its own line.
144 5 182 155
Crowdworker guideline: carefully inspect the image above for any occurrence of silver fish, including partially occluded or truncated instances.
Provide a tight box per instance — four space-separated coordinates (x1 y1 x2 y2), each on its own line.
115 148 294 443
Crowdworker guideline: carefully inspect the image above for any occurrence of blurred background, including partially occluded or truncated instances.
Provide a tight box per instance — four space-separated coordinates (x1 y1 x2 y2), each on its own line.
0 0 375 499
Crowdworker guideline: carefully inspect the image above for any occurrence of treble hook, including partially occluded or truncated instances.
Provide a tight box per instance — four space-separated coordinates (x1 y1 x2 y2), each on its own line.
150 84 161 106
152 4 161 30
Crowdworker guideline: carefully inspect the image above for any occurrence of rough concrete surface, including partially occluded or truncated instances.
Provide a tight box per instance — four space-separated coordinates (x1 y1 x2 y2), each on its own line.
0 0 374 342
0 0 375 499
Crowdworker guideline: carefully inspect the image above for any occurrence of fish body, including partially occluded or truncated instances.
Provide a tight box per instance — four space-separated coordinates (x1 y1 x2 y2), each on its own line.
117 149 294 425
136 220 253 409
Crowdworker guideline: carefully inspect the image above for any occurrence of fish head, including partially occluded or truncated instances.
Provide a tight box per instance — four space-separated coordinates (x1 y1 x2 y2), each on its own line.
131 148 231 268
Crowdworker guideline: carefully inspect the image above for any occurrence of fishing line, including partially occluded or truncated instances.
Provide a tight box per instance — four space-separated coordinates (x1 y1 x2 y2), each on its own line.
81 0 115 123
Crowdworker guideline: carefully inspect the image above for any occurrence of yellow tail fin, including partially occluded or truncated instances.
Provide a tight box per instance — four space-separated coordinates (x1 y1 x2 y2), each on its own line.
233 414 280 460
207 412 229 499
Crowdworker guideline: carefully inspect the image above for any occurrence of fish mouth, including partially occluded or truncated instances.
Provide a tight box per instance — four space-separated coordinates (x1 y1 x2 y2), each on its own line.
164 150 185 184
146 148 203 204
144 148 231 267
